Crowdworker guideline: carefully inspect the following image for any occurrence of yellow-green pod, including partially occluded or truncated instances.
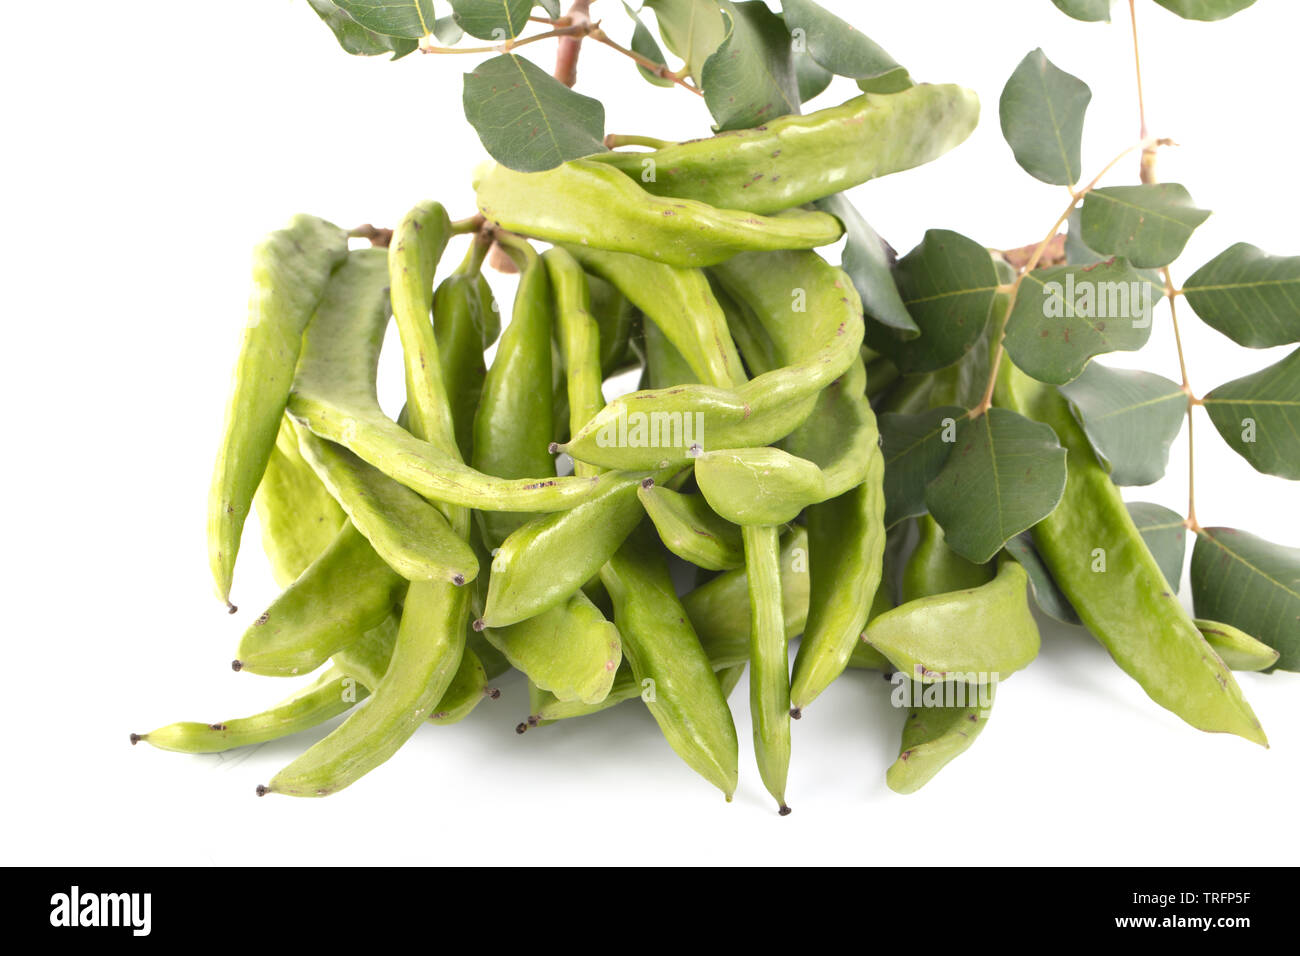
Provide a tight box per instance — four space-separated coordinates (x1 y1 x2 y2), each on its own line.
254 414 346 587
480 470 670 628
695 447 827 526
638 484 744 571
886 680 995 795
263 581 469 797
744 524 793 813
863 558 1040 683
601 526 740 799
563 246 746 388
482 589 621 705
587 85 979 215
132 668 362 755
475 160 843 268
235 521 405 677
333 617 494 725
294 424 477 586
683 527 811 664
208 214 348 609
432 238 496 460
1195 620 1281 673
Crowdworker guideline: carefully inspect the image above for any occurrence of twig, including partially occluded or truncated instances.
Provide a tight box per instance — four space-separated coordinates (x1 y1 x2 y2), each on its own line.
973 136 1165 416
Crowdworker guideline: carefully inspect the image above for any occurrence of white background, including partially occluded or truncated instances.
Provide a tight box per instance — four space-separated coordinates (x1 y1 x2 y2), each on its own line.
3 0 1297 865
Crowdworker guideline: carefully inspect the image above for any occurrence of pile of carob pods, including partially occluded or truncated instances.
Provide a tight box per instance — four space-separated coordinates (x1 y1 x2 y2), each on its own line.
133 82 1275 810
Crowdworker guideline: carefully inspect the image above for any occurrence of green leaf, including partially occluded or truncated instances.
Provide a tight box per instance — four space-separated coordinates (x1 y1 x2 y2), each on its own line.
1127 502 1187 593
879 406 967 529
536 0 560 16
1004 259 1158 385
794 50 833 102
999 48 1092 186
1183 243 1300 348
1050 0 1112 21
701 2 801 131
925 408 1069 564
463 55 606 172
1202 347 1300 480
307 0 421 57
815 194 918 337
644 0 728 84
867 229 1000 374
1152 0 1256 21
781 0 912 93
1080 184 1210 269
332 0 438 38
1059 362 1186 485
1064 207 1163 285
450 0 533 39
1004 533 1081 624
624 2 675 87
1192 527 1299 671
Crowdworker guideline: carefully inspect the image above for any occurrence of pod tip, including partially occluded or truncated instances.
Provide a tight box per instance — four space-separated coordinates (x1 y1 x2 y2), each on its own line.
548 441 560 454
640 477 655 489
452 573 466 587
255 784 270 797
515 722 528 735
226 602 238 615
129 733 141 745
472 618 486 632
486 687 501 700
789 706 802 720
778 805 792 817
231 659 243 672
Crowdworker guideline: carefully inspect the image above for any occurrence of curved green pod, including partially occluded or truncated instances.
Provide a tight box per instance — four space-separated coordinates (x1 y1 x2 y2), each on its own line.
683 527 811 664
587 85 980 215
208 214 348 608
483 589 620 705
790 448 886 711
886 680 995 795
546 247 606 480
254 414 346 587
902 515 994 604
558 251 864 471
132 668 362 755
1195 620 1280 673
601 526 740 799
695 447 827 526
295 425 477 585
235 521 405 677
863 558 1040 683
286 248 609 513
263 581 470 797
480 470 672 628
744 524 792 813
563 246 746 388
432 238 496 460
995 361 1267 746
333 617 494 726
638 484 744 571
472 237 556 547
388 201 458 460
474 160 843 268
